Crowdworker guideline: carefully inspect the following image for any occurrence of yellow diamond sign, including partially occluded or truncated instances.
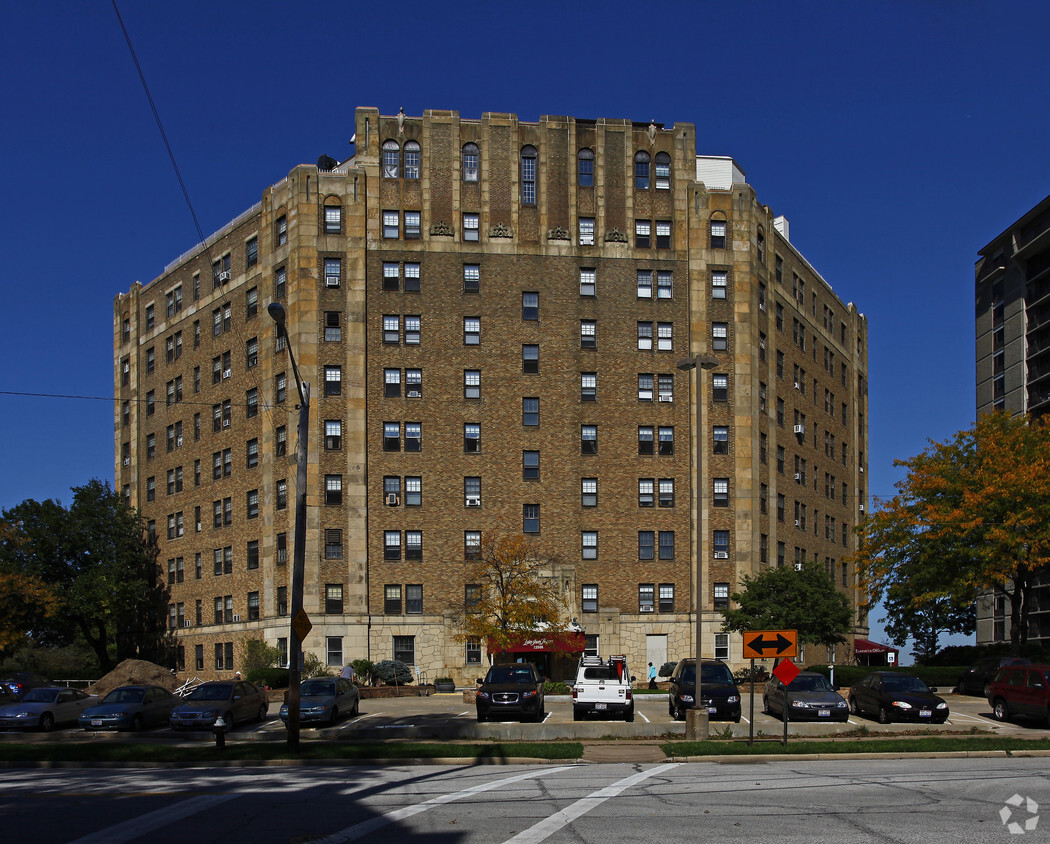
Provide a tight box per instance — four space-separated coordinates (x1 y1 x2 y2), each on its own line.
292 609 312 643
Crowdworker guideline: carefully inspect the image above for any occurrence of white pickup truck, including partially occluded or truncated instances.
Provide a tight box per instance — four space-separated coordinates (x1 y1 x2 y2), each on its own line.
572 654 635 721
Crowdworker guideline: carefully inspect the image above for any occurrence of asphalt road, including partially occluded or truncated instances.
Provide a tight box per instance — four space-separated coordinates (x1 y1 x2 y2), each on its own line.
7 756 1049 843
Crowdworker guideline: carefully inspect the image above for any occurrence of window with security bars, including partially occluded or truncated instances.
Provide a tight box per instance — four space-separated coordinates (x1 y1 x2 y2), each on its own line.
393 635 414 664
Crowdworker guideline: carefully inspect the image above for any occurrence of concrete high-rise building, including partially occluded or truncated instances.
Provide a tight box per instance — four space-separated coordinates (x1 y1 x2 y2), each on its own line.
975 194 1050 644
114 108 869 682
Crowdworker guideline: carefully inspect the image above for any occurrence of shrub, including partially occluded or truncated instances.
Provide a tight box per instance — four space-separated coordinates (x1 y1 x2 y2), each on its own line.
241 638 281 677
544 680 570 694
247 667 289 689
435 676 454 684
373 659 413 685
351 659 375 684
659 661 677 678
303 652 332 678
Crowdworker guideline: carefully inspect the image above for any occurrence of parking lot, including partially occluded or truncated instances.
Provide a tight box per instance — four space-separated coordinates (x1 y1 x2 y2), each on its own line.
2 688 1048 743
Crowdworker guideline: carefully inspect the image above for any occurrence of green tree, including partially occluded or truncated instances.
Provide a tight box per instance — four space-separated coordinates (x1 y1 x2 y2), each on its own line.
456 533 569 657
853 412 1050 653
0 479 170 671
720 562 853 649
241 637 281 677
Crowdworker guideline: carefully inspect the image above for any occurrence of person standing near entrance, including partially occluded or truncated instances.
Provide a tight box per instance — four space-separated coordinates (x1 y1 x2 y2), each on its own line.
648 662 657 689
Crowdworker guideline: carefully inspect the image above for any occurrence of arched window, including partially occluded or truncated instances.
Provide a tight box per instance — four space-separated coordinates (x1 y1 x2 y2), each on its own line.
654 151 671 190
462 143 479 182
520 145 537 205
404 140 421 180
634 151 651 190
382 140 399 179
578 148 594 187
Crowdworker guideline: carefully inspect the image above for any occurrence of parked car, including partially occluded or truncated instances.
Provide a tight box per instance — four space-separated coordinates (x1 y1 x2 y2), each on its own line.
78 685 180 731
763 671 849 722
0 672 49 700
475 663 545 722
0 686 98 731
667 659 741 722
169 680 268 730
279 677 359 725
986 663 1050 725
848 672 949 724
572 654 635 722
957 656 1031 696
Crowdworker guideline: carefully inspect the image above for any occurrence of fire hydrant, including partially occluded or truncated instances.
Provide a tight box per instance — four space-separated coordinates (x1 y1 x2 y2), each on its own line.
212 715 227 750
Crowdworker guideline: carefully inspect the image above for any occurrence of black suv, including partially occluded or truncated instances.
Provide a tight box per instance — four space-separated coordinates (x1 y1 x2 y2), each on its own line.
667 658 741 722
957 656 1031 696
475 663 545 722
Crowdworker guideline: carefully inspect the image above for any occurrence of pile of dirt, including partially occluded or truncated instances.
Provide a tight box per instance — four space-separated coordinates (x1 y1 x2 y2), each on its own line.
86 659 181 697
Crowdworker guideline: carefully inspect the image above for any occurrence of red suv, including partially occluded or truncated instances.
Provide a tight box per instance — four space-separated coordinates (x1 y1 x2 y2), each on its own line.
986 663 1050 725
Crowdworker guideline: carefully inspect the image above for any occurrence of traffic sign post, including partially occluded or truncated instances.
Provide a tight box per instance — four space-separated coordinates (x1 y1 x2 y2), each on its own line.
743 630 798 746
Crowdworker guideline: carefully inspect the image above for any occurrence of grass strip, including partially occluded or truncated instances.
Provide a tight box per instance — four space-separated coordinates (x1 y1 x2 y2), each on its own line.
663 735 1050 757
0 741 583 764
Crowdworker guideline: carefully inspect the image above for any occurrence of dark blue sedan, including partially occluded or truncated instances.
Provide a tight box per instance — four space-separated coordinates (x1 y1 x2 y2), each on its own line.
79 685 180 731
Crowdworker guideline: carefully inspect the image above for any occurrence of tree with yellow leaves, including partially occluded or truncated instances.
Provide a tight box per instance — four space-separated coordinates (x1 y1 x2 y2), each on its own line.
457 533 570 658
853 412 1050 653
0 521 60 653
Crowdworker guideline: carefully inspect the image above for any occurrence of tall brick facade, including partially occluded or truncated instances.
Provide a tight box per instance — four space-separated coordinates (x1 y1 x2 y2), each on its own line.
114 108 869 683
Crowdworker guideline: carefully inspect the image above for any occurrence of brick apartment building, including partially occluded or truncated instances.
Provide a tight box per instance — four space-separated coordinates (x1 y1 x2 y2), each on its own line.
114 107 869 683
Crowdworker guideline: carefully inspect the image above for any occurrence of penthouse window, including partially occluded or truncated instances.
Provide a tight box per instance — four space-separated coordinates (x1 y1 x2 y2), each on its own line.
382 140 400 178
655 152 671 189
276 216 288 247
403 140 420 180
578 148 594 187
462 143 479 182
520 145 537 205
710 217 727 249
324 206 341 235
634 151 650 189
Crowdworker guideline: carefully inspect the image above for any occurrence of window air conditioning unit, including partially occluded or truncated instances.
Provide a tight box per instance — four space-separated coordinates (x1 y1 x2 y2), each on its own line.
123 457 130 466
465 496 481 507
859 466 864 472
176 436 183 447
218 270 231 282
232 614 241 622
794 473 802 481
794 562 803 571
325 276 340 287
794 519 801 527
640 605 654 612
408 390 421 398
222 369 231 379
859 504 865 513
222 419 230 428
182 620 191 628
793 424 805 434
386 494 400 506
714 551 729 559
794 381 800 390
658 393 673 402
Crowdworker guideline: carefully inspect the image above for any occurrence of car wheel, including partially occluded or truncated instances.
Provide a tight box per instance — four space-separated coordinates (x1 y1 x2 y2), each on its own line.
668 698 675 717
329 706 339 725
350 696 360 717
733 714 741 724
849 697 860 715
476 709 486 723
573 708 582 722
130 714 143 732
878 706 891 725
625 707 635 723
39 713 54 732
224 711 235 729
257 703 268 723
983 683 993 698
762 698 771 715
993 698 1011 722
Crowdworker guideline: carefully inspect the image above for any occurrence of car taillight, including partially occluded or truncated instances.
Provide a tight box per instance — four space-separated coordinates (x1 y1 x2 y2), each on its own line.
625 690 632 701
572 687 578 701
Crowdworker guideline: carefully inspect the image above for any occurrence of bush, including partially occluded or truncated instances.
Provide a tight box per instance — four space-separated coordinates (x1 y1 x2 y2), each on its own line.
351 659 375 684
373 659 413 685
659 661 677 678
247 667 289 689
544 680 570 694
804 664 964 690
303 652 332 678
241 638 281 677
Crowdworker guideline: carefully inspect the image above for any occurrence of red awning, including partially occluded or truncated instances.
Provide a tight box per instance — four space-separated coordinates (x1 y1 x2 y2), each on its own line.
854 638 899 655
491 632 586 654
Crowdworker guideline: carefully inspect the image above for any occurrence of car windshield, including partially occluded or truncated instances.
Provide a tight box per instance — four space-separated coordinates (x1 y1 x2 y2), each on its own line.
103 688 145 704
186 684 234 702
582 667 617 681
301 681 336 697
486 667 534 684
21 689 59 703
789 675 833 692
681 664 734 685
881 675 929 693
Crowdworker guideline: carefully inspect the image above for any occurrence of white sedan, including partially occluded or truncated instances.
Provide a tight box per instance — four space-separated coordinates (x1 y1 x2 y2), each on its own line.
0 687 98 731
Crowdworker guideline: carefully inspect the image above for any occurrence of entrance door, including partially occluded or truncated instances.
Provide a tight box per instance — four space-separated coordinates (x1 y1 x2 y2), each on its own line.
646 634 668 676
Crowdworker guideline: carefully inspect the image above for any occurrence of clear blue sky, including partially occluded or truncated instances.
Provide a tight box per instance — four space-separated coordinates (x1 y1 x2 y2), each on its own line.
2 1 1048 660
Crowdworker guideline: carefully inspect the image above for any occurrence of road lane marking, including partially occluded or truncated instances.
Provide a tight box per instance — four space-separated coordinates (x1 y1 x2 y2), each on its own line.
310 766 579 843
68 793 240 844
503 763 679 843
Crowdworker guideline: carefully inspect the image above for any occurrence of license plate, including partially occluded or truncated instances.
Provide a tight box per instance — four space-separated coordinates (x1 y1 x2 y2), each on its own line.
818 709 830 717
920 710 932 717
91 719 103 727
708 706 717 714
595 703 606 710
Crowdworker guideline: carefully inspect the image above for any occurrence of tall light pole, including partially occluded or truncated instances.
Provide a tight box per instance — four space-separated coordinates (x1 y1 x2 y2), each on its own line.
269 302 310 752
677 352 719 741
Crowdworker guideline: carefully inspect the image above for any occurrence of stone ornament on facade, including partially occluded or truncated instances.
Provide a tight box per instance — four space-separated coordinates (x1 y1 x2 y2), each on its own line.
546 226 570 241
397 107 406 135
489 222 512 238
648 120 658 146
429 221 454 237
604 229 629 243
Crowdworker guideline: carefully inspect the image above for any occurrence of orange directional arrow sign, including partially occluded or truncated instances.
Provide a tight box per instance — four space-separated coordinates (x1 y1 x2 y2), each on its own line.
742 629 797 660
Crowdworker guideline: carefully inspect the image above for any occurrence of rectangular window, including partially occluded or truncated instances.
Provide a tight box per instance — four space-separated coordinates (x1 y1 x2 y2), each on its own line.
522 291 538 320
325 475 343 505
523 504 540 533
638 373 654 402
639 531 654 560
712 270 727 298
464 369 481 399
325 419 342 450
403 262 419 292
274 266 286 299
404 211 421 239
580 320 596 349
659 478 675 507
714 478 730 507
276 479 287 510
582 531 598 560
711 219 726 249
637 322 653 350
465 532 481 560
657 323 673 351
714 425 729 454
712 322 728 351
464 423 481 453
658 426 674 456
325 584 344 614
466 639 482 664
714 530 729 558
582 584 598 613
638 426 654 455
522 344 539 374
714 582 730 610
324 206 341 234
523 397 539 426
463 264 480 293
581 477 597 507
324 366 342 396
639 584 655 612
324 257 342 288
405 584 423 614
464 317 480 345
325 529 343 560
405 476 421 507
712 373 728 402
383 210 399 239
637 270 653 298
639 478 654 507
581 372 596 401
326 636 343 668
324 312 341 342
383 262 400 291
384 368 402 398
246 489 259 519
659 584 675 613
657 271 673 299
635 220 651 248
523 450 540 480
580 268 595 296
384 531 402 561
393 635 415 665
463 212 479 241
581 425 597 454
579 217 594 245
384 585 402 615
658 531 675 560
655 220 671 249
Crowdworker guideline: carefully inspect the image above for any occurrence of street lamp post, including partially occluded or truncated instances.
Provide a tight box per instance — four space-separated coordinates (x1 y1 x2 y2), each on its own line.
677 353 719 741
269 302 310 752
